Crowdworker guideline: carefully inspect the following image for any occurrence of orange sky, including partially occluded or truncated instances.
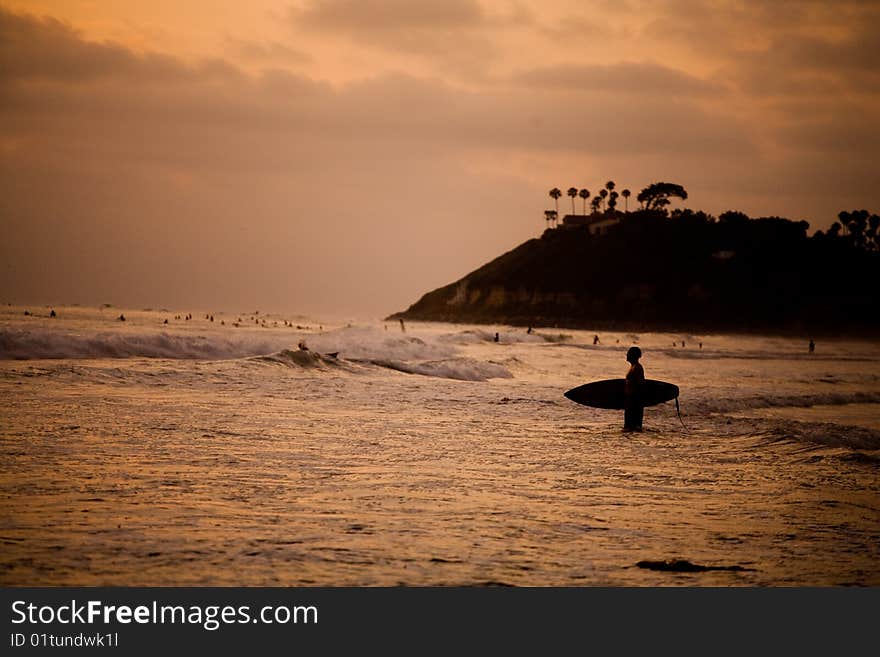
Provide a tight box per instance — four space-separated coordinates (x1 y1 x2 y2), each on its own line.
2 1 879 315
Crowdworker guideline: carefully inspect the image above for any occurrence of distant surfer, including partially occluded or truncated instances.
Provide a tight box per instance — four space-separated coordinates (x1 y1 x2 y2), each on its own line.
494 332 500 343
593 334 600 345
809 339 815 354
624 346 645 432
399 318 406 332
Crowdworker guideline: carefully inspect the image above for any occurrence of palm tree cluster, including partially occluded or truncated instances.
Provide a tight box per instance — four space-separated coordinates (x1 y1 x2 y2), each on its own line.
544 181 631 229
824 210 880 251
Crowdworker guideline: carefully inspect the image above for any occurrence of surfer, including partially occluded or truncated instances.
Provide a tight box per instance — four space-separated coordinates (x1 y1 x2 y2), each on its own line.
624 346 645 432
809 339 815 354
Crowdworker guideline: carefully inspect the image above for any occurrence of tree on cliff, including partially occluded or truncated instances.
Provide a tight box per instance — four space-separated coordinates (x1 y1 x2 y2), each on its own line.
549 188 562 216
579 188 590 214
544 209 558 229
608 190 619 212
599 188 608 211
637 182 688 211
622 188 631 212
838 210 880 250
567 187 578 214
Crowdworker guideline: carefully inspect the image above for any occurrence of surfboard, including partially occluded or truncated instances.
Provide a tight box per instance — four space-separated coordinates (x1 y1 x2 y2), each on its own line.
564 379 679 410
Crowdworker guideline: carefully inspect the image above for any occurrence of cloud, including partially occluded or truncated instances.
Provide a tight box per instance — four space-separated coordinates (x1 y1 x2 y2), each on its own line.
510 61 723 96
0 8 187 82
295 0 486 31
1 4 879 314
637 0 880 96
286 0 534 70
225 38 314 67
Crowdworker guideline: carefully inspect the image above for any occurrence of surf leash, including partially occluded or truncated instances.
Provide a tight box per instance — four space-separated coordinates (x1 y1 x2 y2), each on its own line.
675 396 688 431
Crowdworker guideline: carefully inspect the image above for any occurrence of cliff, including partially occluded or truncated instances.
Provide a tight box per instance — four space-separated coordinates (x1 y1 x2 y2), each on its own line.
388 210 879 335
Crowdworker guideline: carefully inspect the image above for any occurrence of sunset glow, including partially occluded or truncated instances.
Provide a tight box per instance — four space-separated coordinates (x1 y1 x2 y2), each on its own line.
2 0 879 314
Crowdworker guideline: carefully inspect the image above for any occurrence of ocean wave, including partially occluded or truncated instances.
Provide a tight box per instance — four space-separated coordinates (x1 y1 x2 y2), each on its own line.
663 349 879 363
367 357 513 382
438 328 571 345
301 326 455 362
0 328 290 360
252 349 352 370
699 391 880 414
750 421 880 452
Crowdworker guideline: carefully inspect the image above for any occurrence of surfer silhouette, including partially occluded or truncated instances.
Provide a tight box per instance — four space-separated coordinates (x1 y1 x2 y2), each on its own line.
624 346 645 432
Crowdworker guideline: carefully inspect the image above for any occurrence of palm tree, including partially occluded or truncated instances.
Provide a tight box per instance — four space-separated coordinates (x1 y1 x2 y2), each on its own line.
567 187 578 215
608 190 619 212
549 188 562 217
590 196 601 213
578 188 590 214
599 188 608 211
544 210 555 230
605 180 616 193
621 188 631 212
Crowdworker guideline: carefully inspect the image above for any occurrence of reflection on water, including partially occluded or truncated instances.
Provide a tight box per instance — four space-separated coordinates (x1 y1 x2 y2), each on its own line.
1 306 879 586
730 403 880 432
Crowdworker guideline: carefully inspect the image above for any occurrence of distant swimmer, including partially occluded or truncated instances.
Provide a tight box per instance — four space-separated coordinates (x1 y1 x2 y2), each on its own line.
164 319 168 324
494 332 500 343
49 309 56 318
118 314 126 321
527 326 533 334
593 334 600 345
399 318 406 332
699 342 703 349
298 340 309 351
809 339 815 354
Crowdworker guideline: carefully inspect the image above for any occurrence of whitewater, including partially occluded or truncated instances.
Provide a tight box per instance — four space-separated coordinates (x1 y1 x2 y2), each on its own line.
1 304 878 585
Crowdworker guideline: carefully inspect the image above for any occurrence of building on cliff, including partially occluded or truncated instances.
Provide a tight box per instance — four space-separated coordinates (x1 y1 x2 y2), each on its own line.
560 213 621 235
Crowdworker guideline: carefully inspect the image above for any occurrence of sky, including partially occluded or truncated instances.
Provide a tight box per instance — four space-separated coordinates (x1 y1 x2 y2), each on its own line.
2 1 878 317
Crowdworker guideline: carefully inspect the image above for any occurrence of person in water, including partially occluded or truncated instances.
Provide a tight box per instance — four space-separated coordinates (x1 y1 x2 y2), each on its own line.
624 346 645 432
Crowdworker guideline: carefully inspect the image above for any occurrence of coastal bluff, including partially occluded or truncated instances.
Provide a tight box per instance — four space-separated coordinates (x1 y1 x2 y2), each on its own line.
387 209 879 335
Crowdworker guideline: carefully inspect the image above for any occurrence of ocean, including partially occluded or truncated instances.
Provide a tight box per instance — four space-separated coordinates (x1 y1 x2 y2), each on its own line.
1 305 878 586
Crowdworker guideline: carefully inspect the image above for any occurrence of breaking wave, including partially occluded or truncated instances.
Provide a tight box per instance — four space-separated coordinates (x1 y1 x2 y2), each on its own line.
368 357 512 382
0 328 290 360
